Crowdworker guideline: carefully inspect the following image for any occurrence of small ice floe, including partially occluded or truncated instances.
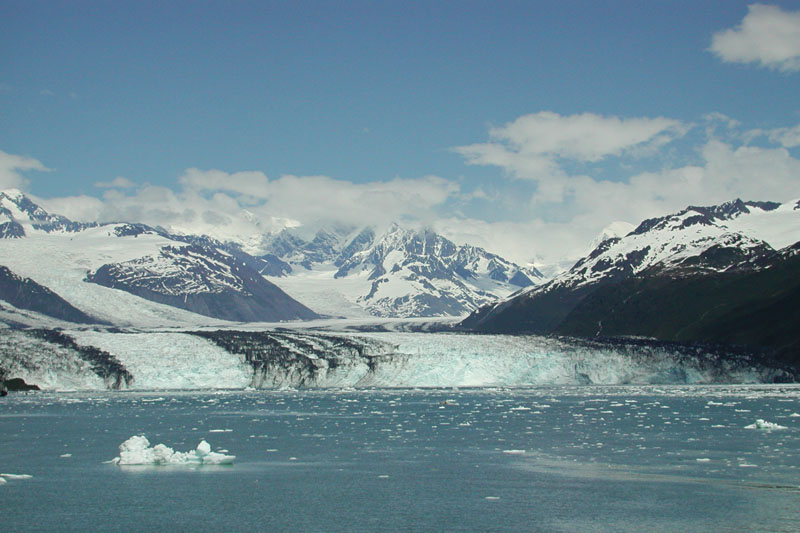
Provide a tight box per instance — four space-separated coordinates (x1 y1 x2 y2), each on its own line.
744 419 788 431
502 449 526 455
108 435 235 465
1 473 33 483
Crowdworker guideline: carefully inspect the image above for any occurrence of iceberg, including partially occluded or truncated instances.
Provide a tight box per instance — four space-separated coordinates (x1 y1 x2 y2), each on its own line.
0 473 33 484
744 419 788 430
109 435 235 465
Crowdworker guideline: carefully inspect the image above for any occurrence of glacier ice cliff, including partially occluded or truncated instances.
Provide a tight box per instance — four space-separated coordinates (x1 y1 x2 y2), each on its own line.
2 328 793 391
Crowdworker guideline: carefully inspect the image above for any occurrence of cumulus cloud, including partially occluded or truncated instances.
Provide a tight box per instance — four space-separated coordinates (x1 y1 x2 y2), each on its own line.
44 169 461 251
5 102 799 271
454 111 688 207
179 168 270 198
0 149 50 190
94 176 137 189
768 124 800 148
439 137 800 267
454 112 687 198
710 4 800 72
450 111 800 266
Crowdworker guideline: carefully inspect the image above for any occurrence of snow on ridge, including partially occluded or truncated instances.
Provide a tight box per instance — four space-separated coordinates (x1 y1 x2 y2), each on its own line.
263 223 542 318
532 197 799 293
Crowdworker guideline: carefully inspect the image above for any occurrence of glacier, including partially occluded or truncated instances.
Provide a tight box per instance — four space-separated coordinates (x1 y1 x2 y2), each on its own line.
2 327 791 391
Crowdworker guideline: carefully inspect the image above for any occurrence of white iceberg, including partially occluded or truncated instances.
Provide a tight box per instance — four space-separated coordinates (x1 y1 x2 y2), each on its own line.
109 435 235 465
744 419 788 430
0 473 33 483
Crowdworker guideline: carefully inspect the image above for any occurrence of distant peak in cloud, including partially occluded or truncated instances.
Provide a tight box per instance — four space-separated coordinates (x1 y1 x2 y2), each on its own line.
710 4 800 72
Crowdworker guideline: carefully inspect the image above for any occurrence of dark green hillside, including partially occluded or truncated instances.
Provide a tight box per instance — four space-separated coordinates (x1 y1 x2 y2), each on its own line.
555 254 800 367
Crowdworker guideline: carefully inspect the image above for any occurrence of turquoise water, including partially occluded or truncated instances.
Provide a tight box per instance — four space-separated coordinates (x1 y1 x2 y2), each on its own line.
2 386 799 532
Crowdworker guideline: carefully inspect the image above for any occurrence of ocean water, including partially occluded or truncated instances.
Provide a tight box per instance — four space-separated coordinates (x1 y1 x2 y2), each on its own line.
2 386 799 532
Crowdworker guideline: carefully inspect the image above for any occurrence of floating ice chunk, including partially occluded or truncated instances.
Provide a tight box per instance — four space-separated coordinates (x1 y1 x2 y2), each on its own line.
195 440 211 457
744 419 787 430
109 435 235 465
0 473 32 480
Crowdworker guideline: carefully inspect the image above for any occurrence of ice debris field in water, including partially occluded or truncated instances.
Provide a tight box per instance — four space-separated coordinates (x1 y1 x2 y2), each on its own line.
108 435 235 465
2 385 800 531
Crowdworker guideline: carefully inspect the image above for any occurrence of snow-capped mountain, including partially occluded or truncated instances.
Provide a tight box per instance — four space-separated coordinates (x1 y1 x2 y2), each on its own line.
556 199 797 290
258 223 543 318
1 189 96 237
461 198 800 365
0 190 317 326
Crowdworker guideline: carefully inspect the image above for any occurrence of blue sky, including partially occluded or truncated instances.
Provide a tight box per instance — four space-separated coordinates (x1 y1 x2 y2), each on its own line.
1 1 799 264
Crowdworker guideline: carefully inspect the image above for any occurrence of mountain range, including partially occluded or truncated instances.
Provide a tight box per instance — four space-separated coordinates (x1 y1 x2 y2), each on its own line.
0 189 539 326
0 189 317 326
459 199 800 368
253 223 541 318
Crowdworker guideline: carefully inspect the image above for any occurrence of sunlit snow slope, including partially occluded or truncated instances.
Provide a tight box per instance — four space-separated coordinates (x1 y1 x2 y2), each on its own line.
260 223 542 318
0 190 317 327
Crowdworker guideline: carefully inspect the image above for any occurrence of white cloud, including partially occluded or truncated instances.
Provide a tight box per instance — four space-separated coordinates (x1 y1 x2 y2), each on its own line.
0 150 50 190
179 168 270 198
454 111 687 195
454 111 688 208
451 112 800 266
768 124 800 147
6 103 799 272
94 176 137 189
440 137 800 268
37 194 106 223
46 170 460 250
710 4 800 72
